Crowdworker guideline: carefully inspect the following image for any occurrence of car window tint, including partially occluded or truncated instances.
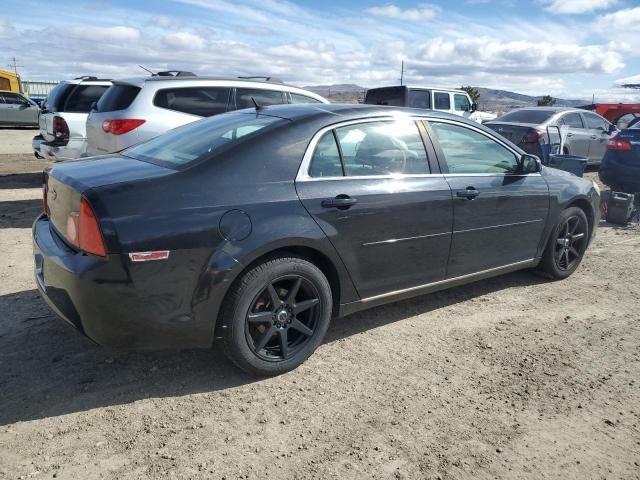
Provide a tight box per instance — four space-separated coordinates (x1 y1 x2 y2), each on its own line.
616 113 639 130
365 87 405 106
154 87 231 117
97 84 141 112
236 88 285 109
583 113 608 130
497 109 555 123
434 92 451 110
63 85 109 112
43 83 73 112
430 122 519 174
407 90 431 109
2 93 26 105
335 120 429 176
123 113 285 168
559 112 584 128
289 93 322 104
454 94 471 112
309 132 342 177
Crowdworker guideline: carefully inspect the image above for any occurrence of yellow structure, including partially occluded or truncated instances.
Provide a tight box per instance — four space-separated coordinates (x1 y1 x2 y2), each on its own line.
0 68 22 93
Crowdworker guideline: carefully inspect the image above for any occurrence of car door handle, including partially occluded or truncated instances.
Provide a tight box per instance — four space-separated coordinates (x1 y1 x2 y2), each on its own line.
590 135 597 139
566 132 573 137
321 196 358 210
456 188 479 200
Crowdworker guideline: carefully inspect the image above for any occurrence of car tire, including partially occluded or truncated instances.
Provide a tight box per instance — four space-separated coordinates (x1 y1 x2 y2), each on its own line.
219 256 332 376
538 207 589 280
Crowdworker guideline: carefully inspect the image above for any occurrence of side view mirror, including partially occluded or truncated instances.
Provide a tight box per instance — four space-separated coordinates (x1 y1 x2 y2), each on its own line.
518 154 541 174
470 103 478 112
607 124 616 134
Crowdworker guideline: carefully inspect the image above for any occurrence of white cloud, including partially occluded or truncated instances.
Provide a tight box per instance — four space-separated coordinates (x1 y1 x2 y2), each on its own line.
164 32 206 50
0 17 16 38
598 6 640 32
543 0 617 15
68 25 141 43
367 4 439 21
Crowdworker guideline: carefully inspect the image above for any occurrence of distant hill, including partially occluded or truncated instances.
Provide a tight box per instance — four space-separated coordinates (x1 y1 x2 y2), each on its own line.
303 84 588 113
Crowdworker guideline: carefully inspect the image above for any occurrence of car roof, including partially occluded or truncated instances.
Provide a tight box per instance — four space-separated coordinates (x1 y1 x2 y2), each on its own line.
369 85 467 94
511 106 577 113
115 76 301 88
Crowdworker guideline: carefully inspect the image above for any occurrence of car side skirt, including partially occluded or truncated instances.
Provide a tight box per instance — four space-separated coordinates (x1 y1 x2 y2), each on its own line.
337 258 540 317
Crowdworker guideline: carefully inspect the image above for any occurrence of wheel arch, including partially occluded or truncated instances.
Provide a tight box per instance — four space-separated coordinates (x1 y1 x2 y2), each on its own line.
567 197 595 237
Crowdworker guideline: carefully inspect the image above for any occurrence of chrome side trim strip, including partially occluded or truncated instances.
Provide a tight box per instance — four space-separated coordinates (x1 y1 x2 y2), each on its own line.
453 219 542 234
361 258 536 304
362 231 450 247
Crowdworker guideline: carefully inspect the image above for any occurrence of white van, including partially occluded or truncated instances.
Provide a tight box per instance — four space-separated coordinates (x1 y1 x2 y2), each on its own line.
365 86 496 122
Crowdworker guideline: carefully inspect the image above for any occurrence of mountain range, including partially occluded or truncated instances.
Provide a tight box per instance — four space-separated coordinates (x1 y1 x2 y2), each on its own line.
303 84 589 113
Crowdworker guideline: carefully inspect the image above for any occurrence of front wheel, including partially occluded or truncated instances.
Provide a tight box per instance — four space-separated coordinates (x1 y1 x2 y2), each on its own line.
219 256 332 376
538 207 589 280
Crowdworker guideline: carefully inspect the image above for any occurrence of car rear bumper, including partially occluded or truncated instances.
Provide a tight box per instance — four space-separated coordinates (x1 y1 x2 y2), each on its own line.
33 136 88 162
32 215 228 351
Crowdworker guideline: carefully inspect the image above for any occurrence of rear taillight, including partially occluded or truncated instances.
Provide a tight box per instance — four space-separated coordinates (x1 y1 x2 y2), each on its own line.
42 171 49 214
102 119 145 135
522 128 545 144
65 197 107 257
607 137 631 151
52 116 70 143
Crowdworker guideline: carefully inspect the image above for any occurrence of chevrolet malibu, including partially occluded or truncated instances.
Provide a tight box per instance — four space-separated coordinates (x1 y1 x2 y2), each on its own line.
33 104 600 375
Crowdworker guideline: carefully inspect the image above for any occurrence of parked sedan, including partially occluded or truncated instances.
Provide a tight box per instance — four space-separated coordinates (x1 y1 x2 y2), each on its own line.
33 104 600 375
485 107 616 165
599 122 640 192
0 91 39 126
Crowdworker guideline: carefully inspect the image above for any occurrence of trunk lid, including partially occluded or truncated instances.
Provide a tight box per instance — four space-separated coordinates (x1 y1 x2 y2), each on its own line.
484 122 539 145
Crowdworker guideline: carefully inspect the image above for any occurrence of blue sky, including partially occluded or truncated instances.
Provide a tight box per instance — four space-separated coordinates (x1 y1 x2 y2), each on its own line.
1 0 639 101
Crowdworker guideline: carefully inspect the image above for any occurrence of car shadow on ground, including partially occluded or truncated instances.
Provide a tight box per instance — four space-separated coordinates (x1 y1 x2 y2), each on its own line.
0 270 546 426
0 199 41 228
0 172 42 189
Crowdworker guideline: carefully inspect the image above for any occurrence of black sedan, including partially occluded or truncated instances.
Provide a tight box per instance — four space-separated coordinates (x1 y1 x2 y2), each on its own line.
599 122 640 192
33 104 600 375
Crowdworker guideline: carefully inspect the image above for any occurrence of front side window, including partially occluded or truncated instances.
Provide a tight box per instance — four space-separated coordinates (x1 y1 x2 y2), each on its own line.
434 92 451 110
408 90 431 109
123 113 285 168
154 87 231 117
429 121 519 174
583 113 608 131
2 93 28 105
236 88 285 109
289 93 322 104
454 94 471 112
559 112 584 129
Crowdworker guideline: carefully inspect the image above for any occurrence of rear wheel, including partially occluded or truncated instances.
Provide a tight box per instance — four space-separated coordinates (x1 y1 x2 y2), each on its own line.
538 207 589 279
219 256 332 376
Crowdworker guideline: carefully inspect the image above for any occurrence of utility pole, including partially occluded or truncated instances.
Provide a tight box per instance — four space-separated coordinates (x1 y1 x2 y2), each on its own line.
400 59 405 86
7 56 23 75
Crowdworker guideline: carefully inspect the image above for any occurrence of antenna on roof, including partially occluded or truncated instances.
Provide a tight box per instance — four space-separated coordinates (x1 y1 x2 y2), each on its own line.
251 97 263 112
138 65 154 75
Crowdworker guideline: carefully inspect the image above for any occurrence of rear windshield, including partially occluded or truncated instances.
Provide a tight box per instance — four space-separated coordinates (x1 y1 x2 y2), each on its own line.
63 84 109 112
496 109 555 123
96 84 141 112
43 83 73 112
365 87 406 106
122 113 286 168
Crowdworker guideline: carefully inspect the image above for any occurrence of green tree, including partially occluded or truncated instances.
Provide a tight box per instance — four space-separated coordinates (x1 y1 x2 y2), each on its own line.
460 85 480 104
537 95 556 106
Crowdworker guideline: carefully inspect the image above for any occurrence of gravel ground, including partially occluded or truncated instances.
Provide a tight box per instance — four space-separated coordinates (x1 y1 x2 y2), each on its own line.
0 131 638 479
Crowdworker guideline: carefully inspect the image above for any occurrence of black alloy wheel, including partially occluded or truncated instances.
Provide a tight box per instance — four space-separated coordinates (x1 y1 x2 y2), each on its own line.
554 214 587 271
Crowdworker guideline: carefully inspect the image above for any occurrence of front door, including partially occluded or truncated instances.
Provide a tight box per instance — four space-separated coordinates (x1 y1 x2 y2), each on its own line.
296 119 453 298
2 93 37 125
558 112 590 157
425 120 550 278
581 112 611 164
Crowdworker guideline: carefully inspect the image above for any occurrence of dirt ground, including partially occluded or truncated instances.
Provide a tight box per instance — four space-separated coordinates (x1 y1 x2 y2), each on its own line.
0 131 638 480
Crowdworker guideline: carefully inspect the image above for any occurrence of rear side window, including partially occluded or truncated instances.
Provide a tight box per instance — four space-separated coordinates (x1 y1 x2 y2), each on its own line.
63 85 109 112
365 87 406 106
236 88 285 109
408 90 431 109
454 94 471 112
154 87 231 117
96 84 141 112
434 92 451 110
289 93 322 104
309 132 342 177
559 112 584 128
122 113 285 168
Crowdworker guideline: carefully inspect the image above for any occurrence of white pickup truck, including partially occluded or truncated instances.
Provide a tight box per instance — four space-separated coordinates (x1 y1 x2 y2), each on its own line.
365 86 496 122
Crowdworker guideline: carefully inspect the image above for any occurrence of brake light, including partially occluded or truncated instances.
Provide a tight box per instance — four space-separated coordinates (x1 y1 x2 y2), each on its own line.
65 197 107 257
42 171 49 214
607 137 631 151
102 119 145 135
52 116 70 142
522 128 545 144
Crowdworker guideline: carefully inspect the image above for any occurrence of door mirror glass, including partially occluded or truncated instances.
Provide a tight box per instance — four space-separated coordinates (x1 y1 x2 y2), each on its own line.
519 154 541 173
608 123 617 134
470 103 478 112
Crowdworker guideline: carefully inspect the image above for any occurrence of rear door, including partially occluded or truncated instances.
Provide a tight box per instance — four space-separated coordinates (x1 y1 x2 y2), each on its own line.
558 112 590 157
581 112 611 164
425 119 549 277
295 118 453 298
432 91 452 114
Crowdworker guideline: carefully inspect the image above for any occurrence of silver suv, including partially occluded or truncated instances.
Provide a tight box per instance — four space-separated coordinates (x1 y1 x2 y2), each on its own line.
32 77 111 161
86 74 329 155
